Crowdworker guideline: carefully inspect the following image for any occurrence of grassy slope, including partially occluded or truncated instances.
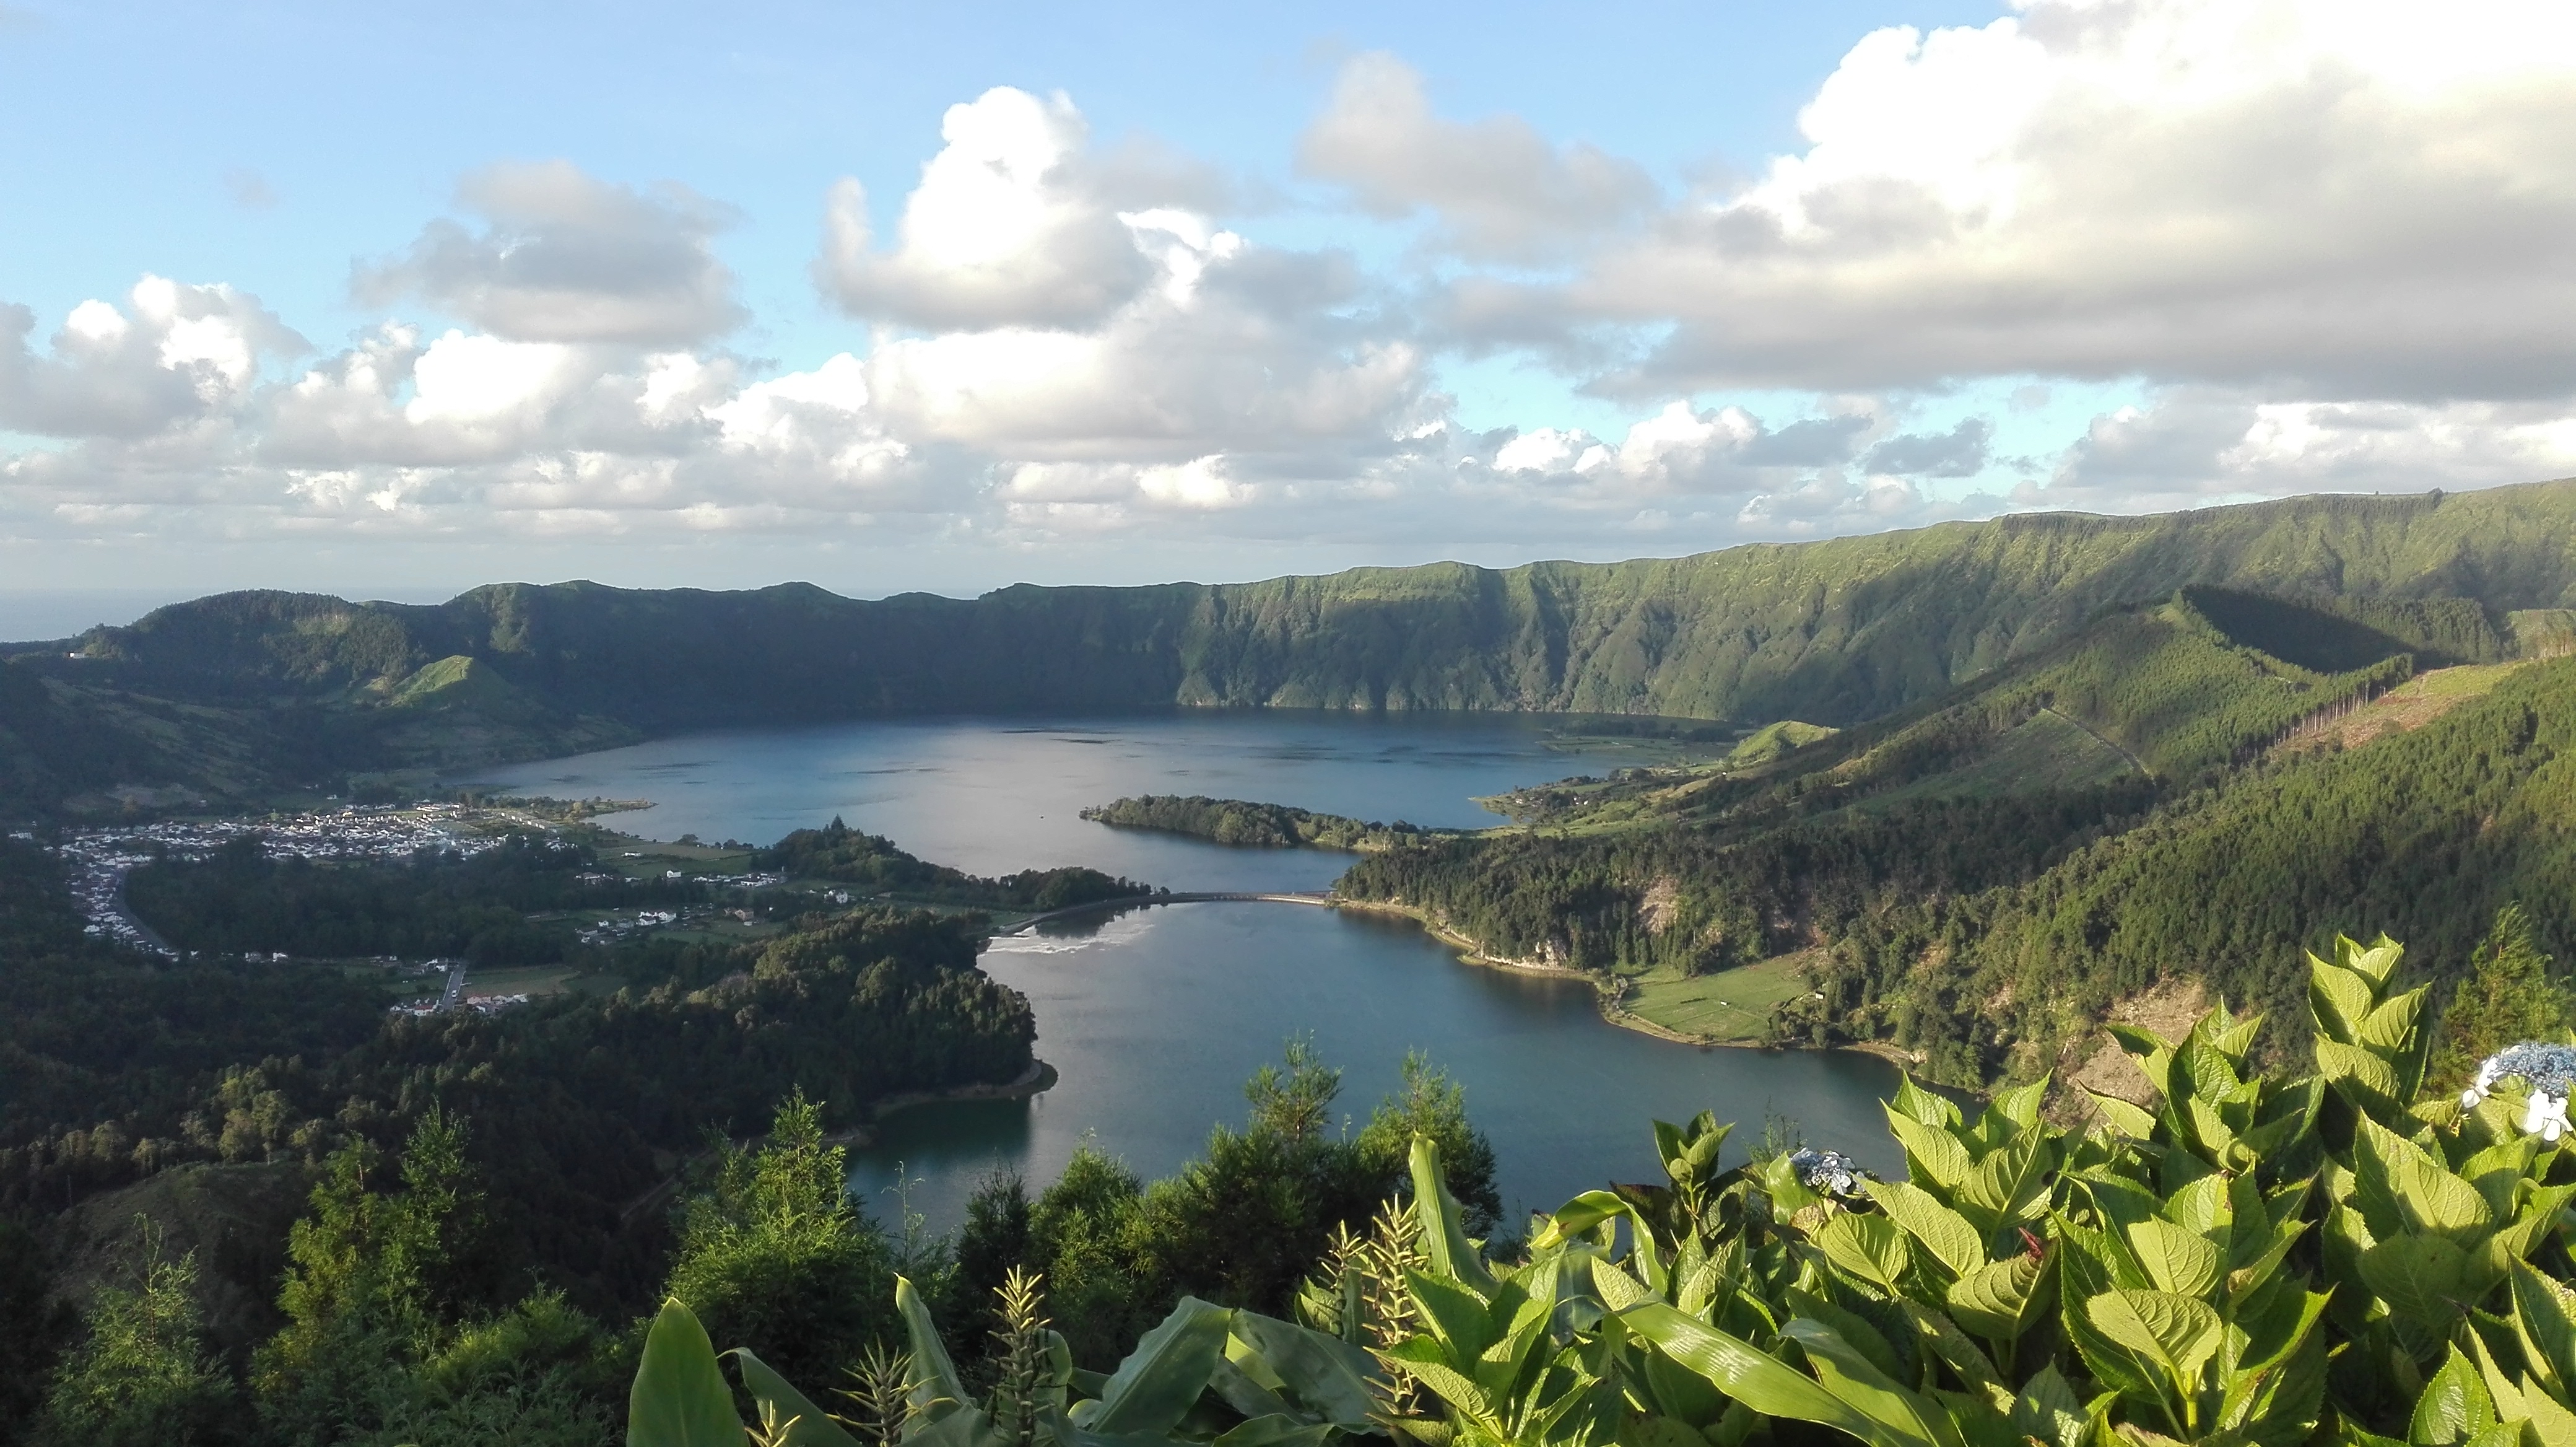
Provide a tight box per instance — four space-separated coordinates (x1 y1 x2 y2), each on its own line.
1621 953 1816 1043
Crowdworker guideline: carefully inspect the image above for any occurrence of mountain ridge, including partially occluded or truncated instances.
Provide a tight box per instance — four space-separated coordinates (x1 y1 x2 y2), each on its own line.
7 478 2576 815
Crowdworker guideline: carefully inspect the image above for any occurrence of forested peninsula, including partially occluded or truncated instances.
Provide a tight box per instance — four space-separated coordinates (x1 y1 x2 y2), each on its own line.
1081 795 1425 851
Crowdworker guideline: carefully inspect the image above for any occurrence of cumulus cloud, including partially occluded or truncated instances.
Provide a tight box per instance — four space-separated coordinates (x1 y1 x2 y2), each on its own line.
357 160 744 345
1299 53 1656 262
15 12 2576 566
818 89 1160 330
1489 401 1878 496
1463 0 2576 401
0 277 301 440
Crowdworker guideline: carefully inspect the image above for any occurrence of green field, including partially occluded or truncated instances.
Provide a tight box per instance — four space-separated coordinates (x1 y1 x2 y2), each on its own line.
1621 952 1817 1042
464 964 586 996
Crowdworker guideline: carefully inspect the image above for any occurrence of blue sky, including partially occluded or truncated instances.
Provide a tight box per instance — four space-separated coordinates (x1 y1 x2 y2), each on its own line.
3 0 2573 624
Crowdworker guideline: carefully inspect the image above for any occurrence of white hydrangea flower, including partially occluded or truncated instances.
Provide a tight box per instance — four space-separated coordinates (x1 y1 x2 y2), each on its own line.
2460 1043 2576 1140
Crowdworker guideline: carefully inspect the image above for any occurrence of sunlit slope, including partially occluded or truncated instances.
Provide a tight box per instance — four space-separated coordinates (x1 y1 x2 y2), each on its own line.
1494 591 2414 833
1847 652 2576 1073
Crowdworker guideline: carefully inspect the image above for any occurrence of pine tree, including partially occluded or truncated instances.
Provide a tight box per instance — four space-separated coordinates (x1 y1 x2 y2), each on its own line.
35 1218 233 1447
2428 903 2576 1095
662 1090 894 1386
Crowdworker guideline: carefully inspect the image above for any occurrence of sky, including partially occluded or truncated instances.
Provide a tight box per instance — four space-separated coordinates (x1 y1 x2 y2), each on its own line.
4 0 2575 627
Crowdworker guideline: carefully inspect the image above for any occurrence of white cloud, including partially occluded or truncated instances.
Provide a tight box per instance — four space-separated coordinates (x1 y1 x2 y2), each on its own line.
1486 401 1879 496
2034 388 2576 510
13 19 2576 569
817 88 1159 330
0 278 300 440
1443 0 2576 402
356 160 744 346
1299 53 1656 262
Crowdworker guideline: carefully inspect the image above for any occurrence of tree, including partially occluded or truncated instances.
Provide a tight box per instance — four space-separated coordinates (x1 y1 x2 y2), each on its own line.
661 1091 893 1386
254 1109 484 1447
34 1218 233 1447
2429 903 2575 1093
1354 1049 1501 1236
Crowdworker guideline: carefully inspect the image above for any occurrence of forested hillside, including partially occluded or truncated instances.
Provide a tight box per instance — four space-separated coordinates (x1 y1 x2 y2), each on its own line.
8 480 2576 817
1333 585 2576 1082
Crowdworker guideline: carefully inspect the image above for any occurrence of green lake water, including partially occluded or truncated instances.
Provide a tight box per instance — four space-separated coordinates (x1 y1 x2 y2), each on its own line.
468 710 1907 1227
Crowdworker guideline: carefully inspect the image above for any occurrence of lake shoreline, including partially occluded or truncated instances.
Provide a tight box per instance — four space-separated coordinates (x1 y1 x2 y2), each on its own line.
1334 897 1928 1072
839 1057 1060 1147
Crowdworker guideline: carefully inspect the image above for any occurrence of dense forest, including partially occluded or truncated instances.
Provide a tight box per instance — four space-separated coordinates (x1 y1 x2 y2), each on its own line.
1081 795 1426 851
753 818 1149 911
1333 590 2576 1082
0 818 1056 1446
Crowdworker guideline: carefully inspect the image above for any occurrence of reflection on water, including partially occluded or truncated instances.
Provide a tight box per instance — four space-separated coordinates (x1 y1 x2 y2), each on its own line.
466 710 1910 1233
850 903 1906 1233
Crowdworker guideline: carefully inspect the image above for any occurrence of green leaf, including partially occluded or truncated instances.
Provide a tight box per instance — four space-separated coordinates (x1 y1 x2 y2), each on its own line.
731 1350 864 1447
2411 1345 2500 1446
2315 1038 2402 1103
1990 1078 2048 1131
1538 1189 1664 1288
2008 1365 2087 1447
628 1299 742 1447
1207 1355 1296 1425
2310 963 2375 1043
2510 1258 2576 1397
1892 1075 1962 1130
2177 1031 2244 1101
2523 1378 2576 1447
1783 1287 1908 1385
1946 1253 2047 1344
1868 1181 1986 1280
1405 1269 1498 1365
1882 1109 1974 1193
897 1274 968 1409
1814 1211 1913 1295
1779 1318 1954 1447
1621 1303 1928 1447
1212 1414 1334 1447
2084 1289 2221 1386
2125 1220 2221 1300
1084 1296 1235 1436
1229 1311 1382 1432
2355 989 2427 1053
1380 1338 1503 1436
909 1403 1003 1447
2357 1116 2492 1243
2388 1158 2496 1242
2357 1234 2472 1327
1961 1128 2052 1229
2085 1091 2157 1139
1410 1135 1495 1293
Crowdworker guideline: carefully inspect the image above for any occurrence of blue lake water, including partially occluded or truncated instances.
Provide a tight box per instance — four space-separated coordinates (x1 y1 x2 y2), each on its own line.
467 710 1906 1228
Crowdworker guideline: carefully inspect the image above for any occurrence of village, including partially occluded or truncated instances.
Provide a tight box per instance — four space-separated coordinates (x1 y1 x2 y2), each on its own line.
46 802 514 958
38 802 791 1015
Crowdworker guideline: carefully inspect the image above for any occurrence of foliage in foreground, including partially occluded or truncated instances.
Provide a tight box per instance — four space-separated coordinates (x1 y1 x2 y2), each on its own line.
640 932 2576 1447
